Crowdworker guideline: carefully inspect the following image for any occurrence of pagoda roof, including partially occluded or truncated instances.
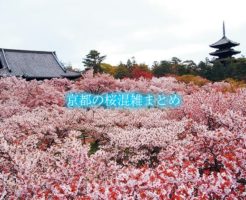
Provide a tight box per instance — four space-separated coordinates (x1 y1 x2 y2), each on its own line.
210 36 239 48
210 48 241 56
210 22 240 48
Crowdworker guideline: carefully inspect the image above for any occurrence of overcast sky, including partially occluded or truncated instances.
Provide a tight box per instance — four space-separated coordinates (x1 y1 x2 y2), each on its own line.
0 0 245 69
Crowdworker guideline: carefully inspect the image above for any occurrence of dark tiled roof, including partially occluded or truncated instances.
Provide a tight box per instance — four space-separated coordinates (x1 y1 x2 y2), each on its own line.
210 48 241 56
0 48 81 79
210 36 239 48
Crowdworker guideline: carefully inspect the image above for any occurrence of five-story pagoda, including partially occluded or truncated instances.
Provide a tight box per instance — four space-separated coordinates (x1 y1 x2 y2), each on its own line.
210 22 240 60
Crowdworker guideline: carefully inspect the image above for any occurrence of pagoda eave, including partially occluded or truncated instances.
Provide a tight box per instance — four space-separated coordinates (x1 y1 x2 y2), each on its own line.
210 43 239 49
210 52 240 57
210 49 240 55
209 22 241 60
210 36 239 49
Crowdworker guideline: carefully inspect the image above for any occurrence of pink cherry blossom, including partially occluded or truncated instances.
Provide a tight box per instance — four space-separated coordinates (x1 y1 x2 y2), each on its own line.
0 73 245 199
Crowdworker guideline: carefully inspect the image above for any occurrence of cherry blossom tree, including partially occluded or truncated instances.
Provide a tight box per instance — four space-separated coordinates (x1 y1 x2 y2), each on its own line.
0 73 245 199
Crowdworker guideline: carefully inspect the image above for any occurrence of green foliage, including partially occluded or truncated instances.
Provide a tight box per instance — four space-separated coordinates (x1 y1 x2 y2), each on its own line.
229 58 246 81
126 57 136 69
114 64 130 79
84 53 246 82
197 57 246 82
151 58 197 77
171 57 181 65
88 140 100 156
152 60 172 77
151 57 246 83
77 130 90 144
209 60 226 81
100 63 116 76
197 61 213 79
82 50 106 74
114 58 153 79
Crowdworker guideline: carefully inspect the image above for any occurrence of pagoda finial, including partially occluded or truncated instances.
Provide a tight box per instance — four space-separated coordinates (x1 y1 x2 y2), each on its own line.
223 21 226 37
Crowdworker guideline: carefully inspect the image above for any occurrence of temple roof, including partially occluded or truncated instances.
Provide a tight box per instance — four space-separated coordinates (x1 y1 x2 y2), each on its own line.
0 48 81 80
210 48 241 56
210 36 239 48
210 22 240 49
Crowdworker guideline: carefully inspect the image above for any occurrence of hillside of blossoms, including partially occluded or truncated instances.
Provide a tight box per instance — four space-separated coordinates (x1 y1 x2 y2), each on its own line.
0 70 245 199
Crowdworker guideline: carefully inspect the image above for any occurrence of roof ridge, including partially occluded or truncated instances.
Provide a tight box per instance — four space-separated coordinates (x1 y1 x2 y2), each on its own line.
0 48 81 80
0 48 54 54
1 49 12 72
52 52 67 73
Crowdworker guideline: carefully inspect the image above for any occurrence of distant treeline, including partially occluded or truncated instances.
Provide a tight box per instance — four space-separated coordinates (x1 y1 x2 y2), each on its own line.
150 57 246 82
68 50 246 82
100 57 246 82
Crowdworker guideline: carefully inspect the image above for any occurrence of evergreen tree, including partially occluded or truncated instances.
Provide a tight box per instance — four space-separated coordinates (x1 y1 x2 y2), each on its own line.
82 50 106 74
152 60 172 77
114 63 130 79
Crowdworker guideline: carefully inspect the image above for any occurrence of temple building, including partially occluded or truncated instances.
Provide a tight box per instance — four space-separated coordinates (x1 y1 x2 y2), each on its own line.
0 48 81 80
209 22 240 60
